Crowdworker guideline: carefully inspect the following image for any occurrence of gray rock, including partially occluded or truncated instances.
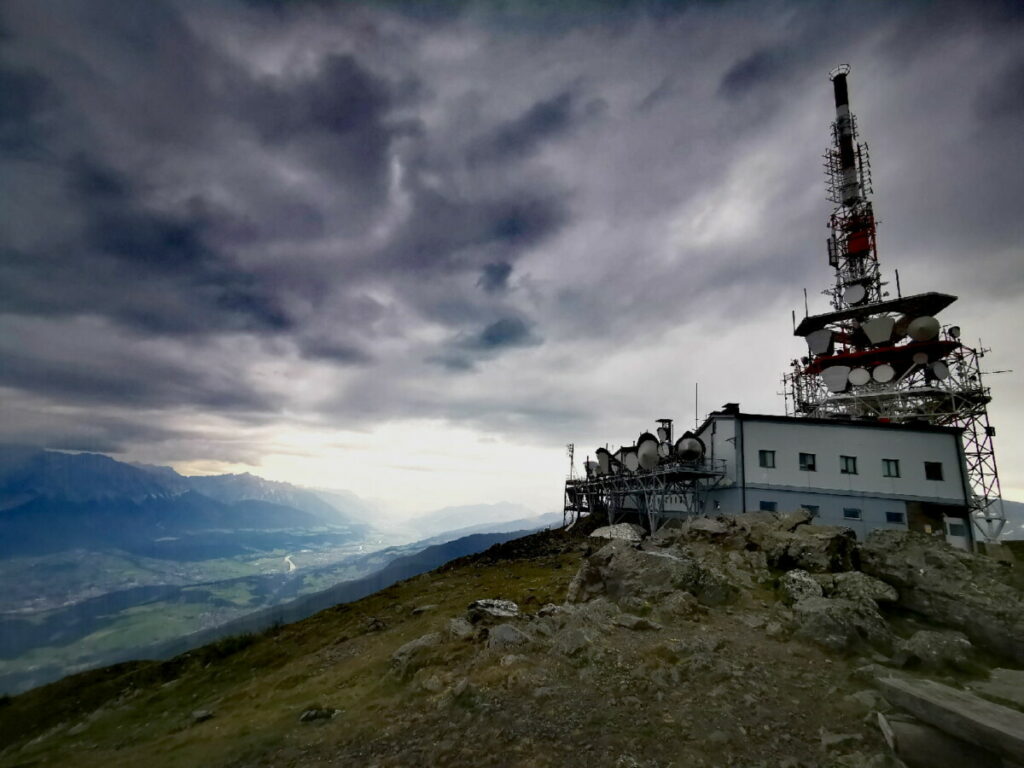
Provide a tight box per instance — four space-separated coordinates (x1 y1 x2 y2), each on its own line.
466 598 519 623
846 689 891 713
832 571 898 604
298 708 337 723
566 539 737 606
486 623 530 651
746 521 858 573
892 630 976 673
779 569 823 604
411 604 437 616
552 627 592 657
590 523 646 544
792 596 893 654
970 668 1024 709
191 709 214 724
860 530 1024 664
446 617 475 641
613 613 662 631
820 729 863 751
390 632 442 678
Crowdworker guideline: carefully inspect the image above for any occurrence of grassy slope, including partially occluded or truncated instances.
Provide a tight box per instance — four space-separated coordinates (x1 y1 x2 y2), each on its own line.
0 529 581 767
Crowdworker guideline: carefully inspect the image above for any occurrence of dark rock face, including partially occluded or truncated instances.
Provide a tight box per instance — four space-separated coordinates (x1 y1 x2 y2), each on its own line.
791 596 893 654
859 531 1024 664
891 630 978 674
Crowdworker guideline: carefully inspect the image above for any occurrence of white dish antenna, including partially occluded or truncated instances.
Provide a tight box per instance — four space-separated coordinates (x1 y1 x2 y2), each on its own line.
636 433 660 471
806 329 833 356
844 284 867 305
861 316 895 345
657 442 670 458
932 360 950 380
821 365 851 393
872 363 896 383
912 352 929 365
848 367 871 386
623 448 639 472
656 426 668 442
674 433 705 461
595 448 611 475
907 316 940 342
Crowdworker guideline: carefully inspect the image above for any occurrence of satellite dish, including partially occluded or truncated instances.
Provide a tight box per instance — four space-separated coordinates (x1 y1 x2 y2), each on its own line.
907 316 940 342
656 426 668 442
893 315 911 340
674 433 705 461
861 316 896 345
584 460 597 479
873 364 896 383
821 365 851 393
636 432 660 471
622 448 639 473
806 329 833 356
912 352 929 365
595 448 611 475
947 325 961 339
848 367 871 386
658 442 670 458
932 360 950 381
844 284 867 305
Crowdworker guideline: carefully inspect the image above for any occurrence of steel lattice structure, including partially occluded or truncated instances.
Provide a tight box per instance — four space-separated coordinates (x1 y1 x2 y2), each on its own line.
784 66 1005 541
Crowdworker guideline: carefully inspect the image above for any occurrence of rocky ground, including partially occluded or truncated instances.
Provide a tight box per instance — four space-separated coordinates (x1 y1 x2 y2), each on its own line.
2 512 1022 767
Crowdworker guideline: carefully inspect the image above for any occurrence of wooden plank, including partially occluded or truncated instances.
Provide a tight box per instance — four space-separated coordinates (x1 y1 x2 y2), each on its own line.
876 676 1024 763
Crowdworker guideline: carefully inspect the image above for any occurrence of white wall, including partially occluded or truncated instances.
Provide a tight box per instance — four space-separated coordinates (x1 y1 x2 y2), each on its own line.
740 419 966 503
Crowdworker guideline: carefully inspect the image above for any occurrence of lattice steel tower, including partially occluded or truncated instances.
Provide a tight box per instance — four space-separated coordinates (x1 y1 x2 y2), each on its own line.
784 66 1005 541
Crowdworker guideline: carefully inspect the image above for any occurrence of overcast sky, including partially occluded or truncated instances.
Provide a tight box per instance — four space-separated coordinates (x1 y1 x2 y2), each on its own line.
1 0 1021 516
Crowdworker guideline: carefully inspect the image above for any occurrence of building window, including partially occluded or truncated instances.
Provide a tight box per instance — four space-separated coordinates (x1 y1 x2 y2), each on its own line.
885 511 905 525
799 452 816 472
758 450 776 469
759 500 777 512
947 521 968 538
882 459 900 478
843 508 862 521
840 455 858 475
801 504 820 517
924 461 944 481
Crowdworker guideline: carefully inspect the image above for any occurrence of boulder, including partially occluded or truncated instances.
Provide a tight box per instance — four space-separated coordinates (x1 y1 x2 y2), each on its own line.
466 599 519 623
892 630 977 673
552 627 592 657
831 571 898 604
191 709 214 724
446 617 475 641
566 539 737 606
613 614 662 631
390 632 443 678
791 596 893 654
860 530 1024 664
589 523 646 544
486 623 530 651
970 668 1024 710
779 569 823 605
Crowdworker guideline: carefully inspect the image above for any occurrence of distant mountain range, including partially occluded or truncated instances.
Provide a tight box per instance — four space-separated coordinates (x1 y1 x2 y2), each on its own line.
0 446 373 558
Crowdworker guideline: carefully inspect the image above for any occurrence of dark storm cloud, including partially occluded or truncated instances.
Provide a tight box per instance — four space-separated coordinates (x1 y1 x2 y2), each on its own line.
0 0 1021 479
718 48 791 99
467 90 579 164
477 262 512 293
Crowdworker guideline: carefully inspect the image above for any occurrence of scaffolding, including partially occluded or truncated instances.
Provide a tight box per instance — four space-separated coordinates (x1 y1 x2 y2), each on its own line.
563 457 727 532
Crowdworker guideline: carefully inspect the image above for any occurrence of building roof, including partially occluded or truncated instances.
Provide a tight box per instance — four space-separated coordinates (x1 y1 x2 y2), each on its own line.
700 408 963 437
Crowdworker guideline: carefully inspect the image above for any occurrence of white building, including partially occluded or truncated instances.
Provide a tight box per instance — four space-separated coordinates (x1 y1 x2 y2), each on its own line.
694 404 972 548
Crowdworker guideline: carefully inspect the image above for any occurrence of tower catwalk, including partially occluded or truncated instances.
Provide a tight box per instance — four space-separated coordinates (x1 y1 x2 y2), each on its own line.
784 66 1005 542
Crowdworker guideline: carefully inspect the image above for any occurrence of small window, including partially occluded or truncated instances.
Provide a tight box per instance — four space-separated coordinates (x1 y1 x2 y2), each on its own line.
759 500 777 512
882 459 900 478
799 453 816 472
924 461 944 481
801 504 820 517
947 522 968 538
843 508 862 521
758 450 776 469
885 511 905 524
840 455 858 475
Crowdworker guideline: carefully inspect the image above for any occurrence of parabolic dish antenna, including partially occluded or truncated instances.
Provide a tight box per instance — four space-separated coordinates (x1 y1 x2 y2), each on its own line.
674 435 705 461
636 433 660 470
658 442 670 458
872 364 896 383
912 352 929 365
623 449 639 472
907 315 940 342
848 367 871 386
844 284 867 305
806 329 833 356
861 316 896 345
932 360 950 380
822 366 851 393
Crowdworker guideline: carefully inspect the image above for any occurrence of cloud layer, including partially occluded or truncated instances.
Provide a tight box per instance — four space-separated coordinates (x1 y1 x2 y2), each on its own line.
2 0 1022 507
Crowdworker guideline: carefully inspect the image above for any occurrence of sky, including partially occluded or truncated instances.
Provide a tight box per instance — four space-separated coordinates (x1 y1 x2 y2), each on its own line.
1 0 1022 516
